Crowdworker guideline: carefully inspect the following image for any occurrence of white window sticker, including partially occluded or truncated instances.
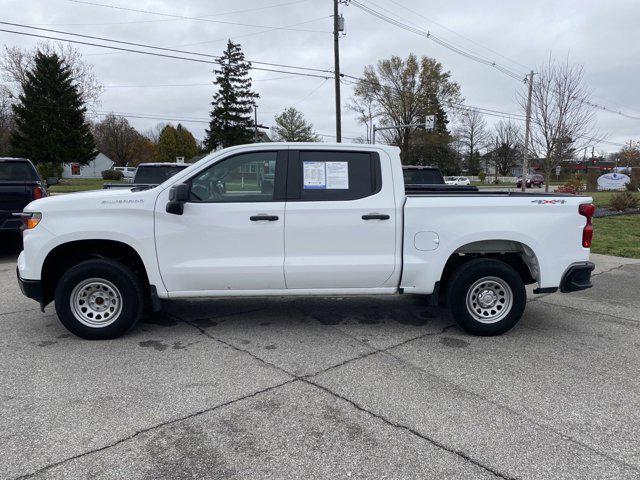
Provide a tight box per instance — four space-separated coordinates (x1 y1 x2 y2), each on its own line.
303 161 326 189
325 161 349 189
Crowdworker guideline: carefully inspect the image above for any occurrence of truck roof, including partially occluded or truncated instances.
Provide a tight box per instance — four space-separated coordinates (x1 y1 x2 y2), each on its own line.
136 163 189 167
0 157 31 162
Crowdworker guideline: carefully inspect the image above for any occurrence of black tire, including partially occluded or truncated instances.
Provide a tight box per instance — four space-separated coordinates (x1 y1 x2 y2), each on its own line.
54 259 143 340
447 258 526 336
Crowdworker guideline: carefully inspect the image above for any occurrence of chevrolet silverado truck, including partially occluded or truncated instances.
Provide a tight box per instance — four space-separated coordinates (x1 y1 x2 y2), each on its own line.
17 143 595 340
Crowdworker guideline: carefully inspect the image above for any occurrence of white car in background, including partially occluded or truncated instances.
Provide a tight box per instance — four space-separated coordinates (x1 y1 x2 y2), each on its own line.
445 176 471 186
114 166 137 181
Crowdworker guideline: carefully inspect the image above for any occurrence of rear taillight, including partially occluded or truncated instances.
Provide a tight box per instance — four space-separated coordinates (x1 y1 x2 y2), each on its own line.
579 203 595 248
33 186 43 199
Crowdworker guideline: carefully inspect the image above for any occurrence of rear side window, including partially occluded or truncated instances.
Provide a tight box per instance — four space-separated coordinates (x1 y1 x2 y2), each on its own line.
289 151 381 201
135 166 187 183
403 169 444 185
0 162 38 181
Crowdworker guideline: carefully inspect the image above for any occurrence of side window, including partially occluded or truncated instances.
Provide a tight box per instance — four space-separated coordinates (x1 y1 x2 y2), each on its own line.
189 151 279 203
295 151 380 201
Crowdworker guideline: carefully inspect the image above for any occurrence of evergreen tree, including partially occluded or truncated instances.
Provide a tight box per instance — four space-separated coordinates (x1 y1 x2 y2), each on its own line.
408 95 457 174
272 107 319 142
11 51 95 168
204 41 259 151
157 124 198 162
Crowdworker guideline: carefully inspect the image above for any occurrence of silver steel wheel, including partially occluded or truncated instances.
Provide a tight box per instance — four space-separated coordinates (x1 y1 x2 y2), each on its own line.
465 276 513 324
70 278 122 328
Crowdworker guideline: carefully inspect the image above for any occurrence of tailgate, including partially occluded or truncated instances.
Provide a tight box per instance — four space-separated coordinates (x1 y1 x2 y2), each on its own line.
0 183 32 213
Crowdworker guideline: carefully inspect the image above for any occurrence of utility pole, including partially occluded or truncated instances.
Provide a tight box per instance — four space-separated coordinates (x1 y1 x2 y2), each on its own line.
521 70 534 192
254 105 258 142
333 0 342 142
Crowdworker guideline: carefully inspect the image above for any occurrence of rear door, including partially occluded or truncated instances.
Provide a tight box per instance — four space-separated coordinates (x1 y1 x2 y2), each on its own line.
284 149 397 289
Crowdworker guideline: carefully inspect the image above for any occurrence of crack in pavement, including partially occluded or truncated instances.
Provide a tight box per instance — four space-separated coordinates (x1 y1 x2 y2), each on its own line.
535 298 640 327
178 315 516 479
13 379 298 480
315 321 640 475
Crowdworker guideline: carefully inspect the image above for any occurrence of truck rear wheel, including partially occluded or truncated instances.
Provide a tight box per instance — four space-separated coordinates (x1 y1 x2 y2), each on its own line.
448 259 526 336
54 259 143 340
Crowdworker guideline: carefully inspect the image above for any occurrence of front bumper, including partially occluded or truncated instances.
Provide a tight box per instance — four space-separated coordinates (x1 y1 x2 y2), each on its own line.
17 267 43 305
560 261 595 293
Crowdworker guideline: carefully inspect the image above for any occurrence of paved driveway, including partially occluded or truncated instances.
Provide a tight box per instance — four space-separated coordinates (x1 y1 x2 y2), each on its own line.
1 239 639 479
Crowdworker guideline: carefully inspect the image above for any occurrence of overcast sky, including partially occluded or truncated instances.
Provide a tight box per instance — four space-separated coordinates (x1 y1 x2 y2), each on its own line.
2 0 638 152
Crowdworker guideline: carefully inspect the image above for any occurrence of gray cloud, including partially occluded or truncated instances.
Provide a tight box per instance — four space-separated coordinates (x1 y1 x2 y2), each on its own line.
2 0 637 151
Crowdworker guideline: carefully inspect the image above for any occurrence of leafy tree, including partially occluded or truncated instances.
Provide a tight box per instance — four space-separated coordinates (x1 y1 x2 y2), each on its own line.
156 124 198 162
351 53 461 164
272 107 319 142
204 41 259 150
10 51 95 168
92 113 143 166
407 97 457 174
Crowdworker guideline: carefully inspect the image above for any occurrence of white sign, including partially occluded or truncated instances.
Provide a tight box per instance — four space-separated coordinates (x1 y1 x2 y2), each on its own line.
325 162 349 189
302 161 350 189
425 115 436 131
597 172 630 191
303 161 326 189
555 166 561 177
176 156 185 164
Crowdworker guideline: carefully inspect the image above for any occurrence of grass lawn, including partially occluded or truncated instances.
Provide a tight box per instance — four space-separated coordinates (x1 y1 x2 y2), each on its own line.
591 215 640 259
583 191 616 207
49 178 125 193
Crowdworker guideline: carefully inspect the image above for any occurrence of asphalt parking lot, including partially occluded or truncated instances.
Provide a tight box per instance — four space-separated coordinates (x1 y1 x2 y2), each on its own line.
1 236 639 480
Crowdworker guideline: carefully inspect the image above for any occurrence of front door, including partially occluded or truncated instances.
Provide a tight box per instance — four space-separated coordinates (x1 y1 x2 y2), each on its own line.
155 150 287 294
284 150 397 289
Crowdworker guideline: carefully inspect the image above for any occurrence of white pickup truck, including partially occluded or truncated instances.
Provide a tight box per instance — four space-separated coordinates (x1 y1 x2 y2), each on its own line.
17 143 595 339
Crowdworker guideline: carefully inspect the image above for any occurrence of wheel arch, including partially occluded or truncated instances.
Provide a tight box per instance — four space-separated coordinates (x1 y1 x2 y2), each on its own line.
436 239 540 304
41 239 150 308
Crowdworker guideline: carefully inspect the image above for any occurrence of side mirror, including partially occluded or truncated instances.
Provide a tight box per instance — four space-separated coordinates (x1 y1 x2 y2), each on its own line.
166 184 189 215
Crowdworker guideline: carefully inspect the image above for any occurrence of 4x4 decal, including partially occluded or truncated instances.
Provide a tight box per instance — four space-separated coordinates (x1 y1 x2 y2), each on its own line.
531 199 567 204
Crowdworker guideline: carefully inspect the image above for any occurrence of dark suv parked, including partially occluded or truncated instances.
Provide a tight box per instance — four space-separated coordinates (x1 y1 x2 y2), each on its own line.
516 174 544 188
0 158 46 233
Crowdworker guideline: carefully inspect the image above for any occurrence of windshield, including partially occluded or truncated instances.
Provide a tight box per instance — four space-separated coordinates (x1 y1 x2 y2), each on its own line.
0 161 38 181
403 169 445 185
134 165 188 184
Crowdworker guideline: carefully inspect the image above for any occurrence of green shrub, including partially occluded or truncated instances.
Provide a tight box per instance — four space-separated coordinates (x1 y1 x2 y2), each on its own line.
609 191 639 211
37 162 62 179
478 171 486 184
102 169 124 180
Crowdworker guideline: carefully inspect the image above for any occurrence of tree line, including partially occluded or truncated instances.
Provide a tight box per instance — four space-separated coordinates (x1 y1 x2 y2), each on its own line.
1 40 636 187
0 40 320 176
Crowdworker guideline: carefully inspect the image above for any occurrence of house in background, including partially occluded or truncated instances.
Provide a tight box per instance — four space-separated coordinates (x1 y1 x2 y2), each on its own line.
62 152 114 179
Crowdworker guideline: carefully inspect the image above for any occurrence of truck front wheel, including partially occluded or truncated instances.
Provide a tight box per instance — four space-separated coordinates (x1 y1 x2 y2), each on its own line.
448 259 526 336
54 259 143 340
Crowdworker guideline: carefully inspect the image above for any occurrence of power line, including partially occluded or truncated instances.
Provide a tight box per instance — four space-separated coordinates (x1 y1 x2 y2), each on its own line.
349 0 527 82
0 22 335 75
0 28 333 80
383 0 531 72
29 0 313 26
64 0 331 33
104 76 300 89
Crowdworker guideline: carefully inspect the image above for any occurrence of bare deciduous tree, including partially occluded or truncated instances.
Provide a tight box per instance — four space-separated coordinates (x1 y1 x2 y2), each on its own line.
92 114 143 166
1 42 103 108
455 109 490 174
521 57 598 191
493 119 522 176
0 87 13 155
